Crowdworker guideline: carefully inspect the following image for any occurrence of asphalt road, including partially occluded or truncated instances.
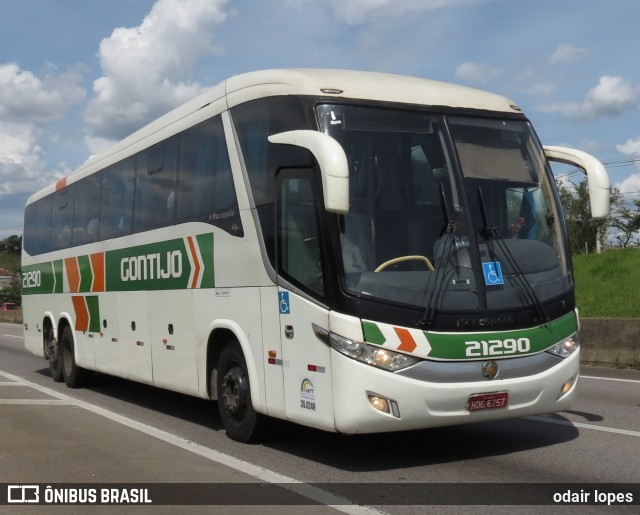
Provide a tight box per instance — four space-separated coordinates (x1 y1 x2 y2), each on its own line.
0 322 638 514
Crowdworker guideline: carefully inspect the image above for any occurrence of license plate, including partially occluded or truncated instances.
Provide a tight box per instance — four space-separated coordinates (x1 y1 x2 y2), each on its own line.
467 391 508 412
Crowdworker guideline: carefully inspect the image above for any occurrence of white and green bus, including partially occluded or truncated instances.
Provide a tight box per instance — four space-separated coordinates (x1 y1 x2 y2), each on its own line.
22 69 609 442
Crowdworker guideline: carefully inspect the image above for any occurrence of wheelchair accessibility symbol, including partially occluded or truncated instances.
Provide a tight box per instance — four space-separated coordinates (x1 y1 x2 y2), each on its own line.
482 261 504 286
279 291 291 314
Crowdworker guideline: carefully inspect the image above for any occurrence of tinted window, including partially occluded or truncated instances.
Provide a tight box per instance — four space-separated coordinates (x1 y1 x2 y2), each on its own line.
134 138 178 231
176 116 241 235
232 96 311 264
24 114 242 255
51 187 74 250
100 159 135 240
73 175 101 245
24 195 53 255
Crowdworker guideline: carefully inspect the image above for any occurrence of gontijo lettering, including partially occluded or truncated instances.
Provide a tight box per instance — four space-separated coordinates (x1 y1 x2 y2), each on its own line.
20 233 215 295
120 250 183 282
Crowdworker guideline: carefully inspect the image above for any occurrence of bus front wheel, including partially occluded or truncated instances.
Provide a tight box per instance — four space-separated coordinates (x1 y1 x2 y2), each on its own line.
216 343 263 443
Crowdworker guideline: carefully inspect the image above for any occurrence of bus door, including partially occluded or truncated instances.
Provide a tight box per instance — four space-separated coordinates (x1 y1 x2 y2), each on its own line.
276 170 335 431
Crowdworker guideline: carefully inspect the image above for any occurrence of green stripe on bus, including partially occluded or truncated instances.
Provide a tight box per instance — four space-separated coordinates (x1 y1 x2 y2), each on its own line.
362 321 386 346
22 232 216 295
53 260 64 294
86 296 101 333
78 255 93 293
196 232 215 288
425 311 577 360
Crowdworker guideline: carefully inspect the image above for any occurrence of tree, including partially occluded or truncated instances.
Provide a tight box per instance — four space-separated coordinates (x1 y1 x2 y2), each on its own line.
2 276 22 304
610 197 640 248
0 235 22 254
557 179 610 254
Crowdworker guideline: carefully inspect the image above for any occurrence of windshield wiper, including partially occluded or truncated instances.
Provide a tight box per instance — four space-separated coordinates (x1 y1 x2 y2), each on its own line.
477 187 548 323
419 184 458 328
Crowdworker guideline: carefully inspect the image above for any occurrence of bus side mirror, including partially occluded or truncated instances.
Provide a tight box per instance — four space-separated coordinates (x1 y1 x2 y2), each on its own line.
269 130 349 214
544 146 610 220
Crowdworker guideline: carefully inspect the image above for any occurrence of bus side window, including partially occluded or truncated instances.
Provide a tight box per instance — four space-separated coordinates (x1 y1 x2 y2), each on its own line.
100 160 134 240
24 195 53 255
73 175 101 245
232 96 311 263
176 116 238 231
277 173 324 296
52 187 74 250
134 138 178 231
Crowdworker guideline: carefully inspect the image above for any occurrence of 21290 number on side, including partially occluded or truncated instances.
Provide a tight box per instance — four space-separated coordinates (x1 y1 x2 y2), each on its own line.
465 337 531 357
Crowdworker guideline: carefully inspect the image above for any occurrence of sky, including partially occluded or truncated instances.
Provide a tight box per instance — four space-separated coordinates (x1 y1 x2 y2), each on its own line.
1 0 640 239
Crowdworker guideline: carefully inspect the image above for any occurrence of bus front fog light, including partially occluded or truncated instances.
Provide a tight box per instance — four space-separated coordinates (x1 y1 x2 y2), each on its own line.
559 375 577 398
369 395 390 414
368 395 401 418
369 395 389 413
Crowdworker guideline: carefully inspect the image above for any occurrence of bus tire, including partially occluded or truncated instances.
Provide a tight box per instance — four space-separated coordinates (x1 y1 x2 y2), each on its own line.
47 332 64 383
216 343 264 443
60 326 90 389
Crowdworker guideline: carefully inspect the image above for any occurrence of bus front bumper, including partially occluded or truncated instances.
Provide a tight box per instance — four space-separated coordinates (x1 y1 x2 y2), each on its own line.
331 348 579 434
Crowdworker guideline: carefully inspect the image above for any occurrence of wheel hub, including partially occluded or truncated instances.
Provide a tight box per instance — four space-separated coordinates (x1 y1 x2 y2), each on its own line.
48 339 58 361
221 365 247 417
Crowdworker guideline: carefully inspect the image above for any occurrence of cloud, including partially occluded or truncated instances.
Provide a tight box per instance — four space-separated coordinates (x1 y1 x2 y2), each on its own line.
84 0 229 141
616 173 640 194
0 63 85 123
540 75 639 120
549 43 587 65
454 62 503 84
329 0 490 25
0 121 66 195
616 136 640 157
526 82 555 95
0 63 82 196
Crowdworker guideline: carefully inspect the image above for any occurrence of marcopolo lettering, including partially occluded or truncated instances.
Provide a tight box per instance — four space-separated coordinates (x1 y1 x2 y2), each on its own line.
120 251 183 282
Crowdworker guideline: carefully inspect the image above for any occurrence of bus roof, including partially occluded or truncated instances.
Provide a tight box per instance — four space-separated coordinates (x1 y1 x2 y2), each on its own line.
27 69 522 204
224 68 520 112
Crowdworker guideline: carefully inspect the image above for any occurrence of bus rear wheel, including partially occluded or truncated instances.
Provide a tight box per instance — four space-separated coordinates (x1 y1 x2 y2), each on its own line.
60 326 90 388
47 331 63 383
216 343 263 443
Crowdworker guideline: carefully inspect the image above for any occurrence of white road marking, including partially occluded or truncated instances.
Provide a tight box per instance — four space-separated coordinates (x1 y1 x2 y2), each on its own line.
531 415 640 438
0 399 72 405
0 370 384 515
581 374 640 384
2 334 24 339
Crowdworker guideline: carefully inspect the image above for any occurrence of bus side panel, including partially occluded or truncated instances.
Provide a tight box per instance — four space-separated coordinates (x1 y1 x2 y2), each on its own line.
149 289 199 395
279 290 334 431
116 291 153 384
194 287 267 412
94 292 121 376
260 285 285 419
22 295 46 358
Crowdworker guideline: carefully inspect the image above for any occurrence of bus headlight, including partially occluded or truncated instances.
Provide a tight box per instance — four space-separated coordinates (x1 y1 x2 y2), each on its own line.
329 332 419 371
547 333 579 358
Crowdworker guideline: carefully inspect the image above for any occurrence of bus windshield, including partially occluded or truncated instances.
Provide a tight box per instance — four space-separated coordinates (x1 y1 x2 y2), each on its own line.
317 104 570 321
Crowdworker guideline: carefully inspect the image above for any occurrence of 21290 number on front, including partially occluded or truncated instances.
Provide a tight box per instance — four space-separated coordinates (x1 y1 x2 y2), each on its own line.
465 337 531 357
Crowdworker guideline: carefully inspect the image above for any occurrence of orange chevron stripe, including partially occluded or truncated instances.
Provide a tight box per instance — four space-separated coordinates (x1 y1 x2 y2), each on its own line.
187 236 201 288
394 327 417 353
90 252 105 292
65 257 80 293
72 296 89 332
